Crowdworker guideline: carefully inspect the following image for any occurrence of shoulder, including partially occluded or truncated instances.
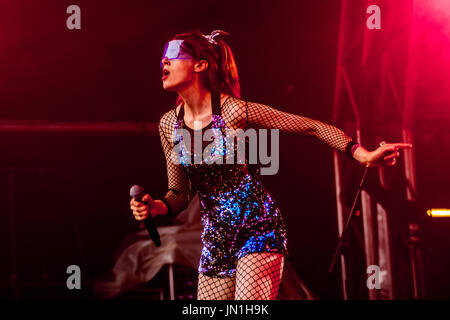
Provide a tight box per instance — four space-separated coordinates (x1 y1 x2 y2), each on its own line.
159 104 181 128
158 104 181 142
221 94 247 112
221 95 277 113
220 94 248 128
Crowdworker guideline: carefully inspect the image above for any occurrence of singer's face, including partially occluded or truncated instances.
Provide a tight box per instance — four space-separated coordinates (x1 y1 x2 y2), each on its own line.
161 58 196 92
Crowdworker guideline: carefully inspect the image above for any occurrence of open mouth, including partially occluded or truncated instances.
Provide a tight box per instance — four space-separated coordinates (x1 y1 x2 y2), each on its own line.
162 69 170 80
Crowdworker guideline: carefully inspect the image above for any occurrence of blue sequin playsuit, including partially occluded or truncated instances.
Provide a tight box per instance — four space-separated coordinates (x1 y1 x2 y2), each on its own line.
159 92 354 278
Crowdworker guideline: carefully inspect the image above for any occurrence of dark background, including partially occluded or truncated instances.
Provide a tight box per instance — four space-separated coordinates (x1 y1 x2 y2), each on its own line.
0 0 449 299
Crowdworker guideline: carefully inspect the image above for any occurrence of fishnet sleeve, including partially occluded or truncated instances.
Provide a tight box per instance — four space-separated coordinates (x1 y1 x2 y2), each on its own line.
222 97 353 153
159 111 190 215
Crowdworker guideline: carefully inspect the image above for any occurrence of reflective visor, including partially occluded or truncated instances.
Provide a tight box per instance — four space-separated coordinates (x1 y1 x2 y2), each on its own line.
160 40 194 67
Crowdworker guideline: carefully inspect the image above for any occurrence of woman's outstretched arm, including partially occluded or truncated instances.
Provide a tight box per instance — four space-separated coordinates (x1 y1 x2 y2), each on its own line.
245 100 353 152
237 99 412 166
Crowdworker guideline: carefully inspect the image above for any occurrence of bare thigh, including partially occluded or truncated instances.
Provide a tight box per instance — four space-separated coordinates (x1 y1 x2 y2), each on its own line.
235 252 284 300
197 273 236 300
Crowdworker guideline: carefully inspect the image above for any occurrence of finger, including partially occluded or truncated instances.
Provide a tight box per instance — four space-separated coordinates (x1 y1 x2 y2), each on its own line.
132 203 148 212
142 194 154 204
134 215 147 221
392 143 413 149
133 211 148 219
389 151 400 159
138 213 150 220
386 157 397 166
135 206 149 213
134 200 145 207
383 152 397 161
382 146 397 157
131 197 147 207
130 204 144 212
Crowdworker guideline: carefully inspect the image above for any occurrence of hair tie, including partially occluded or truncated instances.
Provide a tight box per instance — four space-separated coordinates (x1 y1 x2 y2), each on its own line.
203 30 229 45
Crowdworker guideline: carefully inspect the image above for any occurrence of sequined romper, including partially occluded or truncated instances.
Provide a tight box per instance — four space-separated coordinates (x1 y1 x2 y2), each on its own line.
159 92 355 278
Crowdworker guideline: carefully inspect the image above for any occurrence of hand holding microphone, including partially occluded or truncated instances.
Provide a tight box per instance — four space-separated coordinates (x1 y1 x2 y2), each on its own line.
130 187 169 221
130 185 168 247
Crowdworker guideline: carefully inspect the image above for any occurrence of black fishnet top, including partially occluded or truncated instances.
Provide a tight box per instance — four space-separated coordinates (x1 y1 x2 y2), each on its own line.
159 95 354 215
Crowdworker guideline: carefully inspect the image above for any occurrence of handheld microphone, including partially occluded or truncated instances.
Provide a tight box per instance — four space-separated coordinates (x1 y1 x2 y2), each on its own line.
130 185 161 247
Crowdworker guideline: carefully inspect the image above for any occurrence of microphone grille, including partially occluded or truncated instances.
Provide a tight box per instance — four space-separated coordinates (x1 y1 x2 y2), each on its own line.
130 185 144 198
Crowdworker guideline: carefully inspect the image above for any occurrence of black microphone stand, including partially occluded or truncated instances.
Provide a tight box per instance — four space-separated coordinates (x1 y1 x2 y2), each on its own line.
329 165 369 298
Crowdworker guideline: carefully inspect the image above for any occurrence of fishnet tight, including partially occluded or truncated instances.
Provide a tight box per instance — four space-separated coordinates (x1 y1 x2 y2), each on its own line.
197 253 284 300
159 94 353 215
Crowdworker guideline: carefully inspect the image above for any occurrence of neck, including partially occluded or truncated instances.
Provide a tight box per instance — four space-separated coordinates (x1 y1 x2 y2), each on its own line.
177 80 211 118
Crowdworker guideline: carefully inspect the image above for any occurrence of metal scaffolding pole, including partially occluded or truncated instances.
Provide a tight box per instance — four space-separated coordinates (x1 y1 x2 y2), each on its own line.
0 121 158 134
332 0 421 299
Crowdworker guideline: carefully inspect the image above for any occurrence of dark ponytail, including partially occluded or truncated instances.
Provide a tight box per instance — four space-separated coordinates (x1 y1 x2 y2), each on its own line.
213 34 241 98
